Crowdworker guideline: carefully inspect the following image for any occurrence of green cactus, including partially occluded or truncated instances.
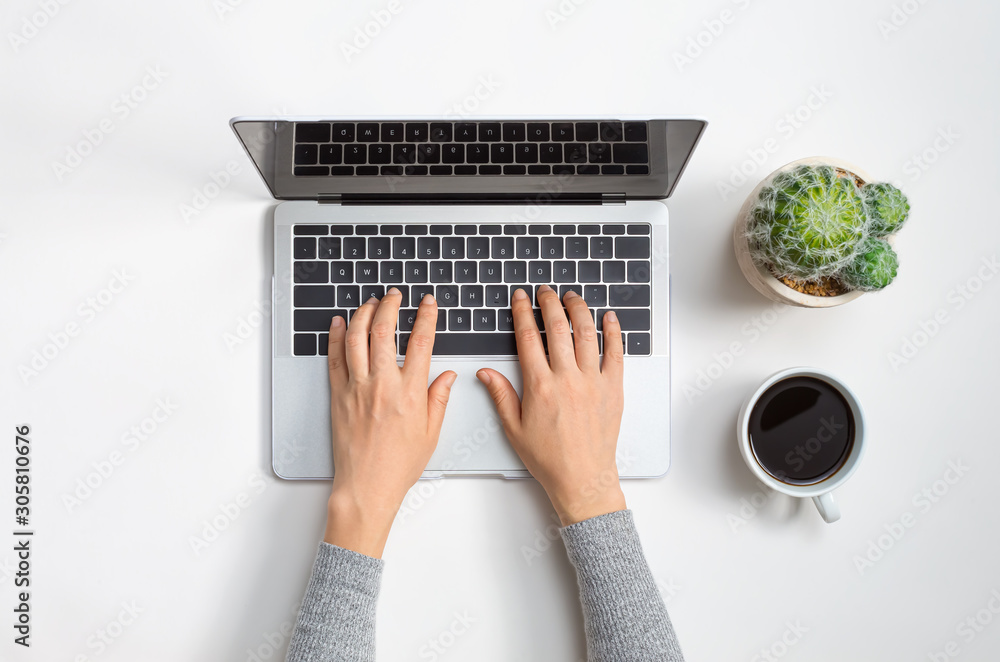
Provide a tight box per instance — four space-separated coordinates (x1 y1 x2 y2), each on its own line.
746 165 869 280
862 182 910 237
840 237 899 291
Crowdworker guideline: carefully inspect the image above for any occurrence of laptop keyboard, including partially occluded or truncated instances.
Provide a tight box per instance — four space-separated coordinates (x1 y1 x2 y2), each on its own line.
292 121 650 177
291 223 653 357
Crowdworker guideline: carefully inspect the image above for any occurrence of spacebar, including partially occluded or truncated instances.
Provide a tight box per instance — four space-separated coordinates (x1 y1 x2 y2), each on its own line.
400 333 518 355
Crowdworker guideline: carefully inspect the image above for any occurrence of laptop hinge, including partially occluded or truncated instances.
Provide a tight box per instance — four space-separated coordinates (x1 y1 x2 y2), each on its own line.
319 193 610 206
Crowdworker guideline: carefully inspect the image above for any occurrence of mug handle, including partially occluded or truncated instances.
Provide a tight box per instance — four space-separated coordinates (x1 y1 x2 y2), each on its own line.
812 492 841 523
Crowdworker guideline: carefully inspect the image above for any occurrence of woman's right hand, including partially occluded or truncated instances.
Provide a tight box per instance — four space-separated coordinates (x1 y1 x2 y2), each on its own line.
476 285 627 526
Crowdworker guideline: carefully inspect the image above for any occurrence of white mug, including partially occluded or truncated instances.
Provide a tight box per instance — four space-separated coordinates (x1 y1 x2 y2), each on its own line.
736 367 866 523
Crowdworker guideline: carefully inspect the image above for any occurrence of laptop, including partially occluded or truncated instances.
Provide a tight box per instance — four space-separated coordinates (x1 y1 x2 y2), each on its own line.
231 117 706 479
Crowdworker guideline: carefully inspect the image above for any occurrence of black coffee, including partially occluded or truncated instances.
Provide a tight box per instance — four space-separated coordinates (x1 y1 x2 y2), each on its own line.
748 376 855 485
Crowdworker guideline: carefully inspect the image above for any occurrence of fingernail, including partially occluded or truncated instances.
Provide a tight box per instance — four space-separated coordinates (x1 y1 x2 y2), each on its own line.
512 288 527 301
538 284 553 293
564 290 579 299
476 369 492 385
606 310 618 323
331 316 344 328
421 293 436 305
387 287 401 296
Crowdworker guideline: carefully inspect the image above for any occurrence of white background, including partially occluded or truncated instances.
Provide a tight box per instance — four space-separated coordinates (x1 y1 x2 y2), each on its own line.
2 0 999 660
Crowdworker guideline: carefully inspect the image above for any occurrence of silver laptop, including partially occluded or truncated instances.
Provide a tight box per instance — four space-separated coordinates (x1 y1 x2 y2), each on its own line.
231 117 706 479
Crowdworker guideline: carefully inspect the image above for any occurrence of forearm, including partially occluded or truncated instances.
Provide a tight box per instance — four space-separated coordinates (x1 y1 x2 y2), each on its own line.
560 510 684 662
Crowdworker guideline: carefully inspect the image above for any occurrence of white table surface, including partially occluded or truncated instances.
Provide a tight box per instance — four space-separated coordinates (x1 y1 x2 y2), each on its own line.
3 0 999 660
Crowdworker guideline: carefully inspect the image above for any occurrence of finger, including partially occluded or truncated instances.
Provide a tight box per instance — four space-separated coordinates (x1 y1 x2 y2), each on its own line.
563 290 599 372
327 314 349 386
511 288 547 373
403 293 438 378
426 370 457 440
536 285 575 370
601 310 625 383
368 287 403 373
476 368 522 437
345 296 379 378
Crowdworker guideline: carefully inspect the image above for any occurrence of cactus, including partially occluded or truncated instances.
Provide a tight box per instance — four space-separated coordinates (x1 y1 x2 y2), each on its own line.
746 165 869 281
840 237 899 291
862 182 910 237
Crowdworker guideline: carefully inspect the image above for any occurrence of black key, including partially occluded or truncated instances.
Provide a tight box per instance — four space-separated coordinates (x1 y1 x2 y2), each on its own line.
343 144 366 164
442 237 465 258
584 285 607 307
405 261 428 283
539 143 562 163
294 309 347 332
602 165 625 175
626 165 650 175
627 332 651 355
503 123 526 141
398 308 417 331
343 237 365 259
467 144 490 164
504 165 527 175
454 165 477 175
293 333 316 355
296 123 330 142
405 165 428 176
578 224 601 235
613 143 648 164
516 143 538 163
533 309 545 331
624 122 648 142
393 237 415 259
406 123 428 142
369 144 391 164
329 225 352 235
436 285 459 307
577 165 600 175
559 284 582 299
381 123 404 142
356 166 379 175
491 143 514 163
491 236 514 258
590 236 613 258
410 285 435 307
575 122 598 141
294 144 318 164
430 123 453 142
393 144 416 164
578 260 601 282
474 309 496 331
566 237 588 258
357 123 380 142
479 123 502 141
609 284 650 307
479 225 504 237
419 332 517 355
294 225 327 235
498 309 515 331
565 143 588 163
319 144 343 164
528 224 551 235
479 165 501 175
337 285 361 307
294 237 316 259
597 308 650 331
417 237 440 259
604 224 626 235
528 261 551 283
361 285 385 301
380 261 403 283
503 260 527 283
355 261 379 283
526 123 550 141
627 224 651 235
404 225 427 235
368 237 391 259
509 285 533 305
461 285 483 307
599 121 623 142
417 144 440 164
615 236 650 258
553 261 576 282
455 261 478 283
318 237 341 259
467 237 489 258
479 261 503 283
327 123 352 142
589 142 612 163
541 236 563 258
552 123 574 141
430 261 452 282
381 166 403 176
628 260 651 282
436 310 447 331
455 123 478 142
293 261 328 283
553 225 575 235
318 333 329 356
442 144 464 164
294 285 335 307
330 261 354 282
430 225 452 236
486 285 508 307
504 224 527 235
603 261 626 283
330 166 353 176
553 165 575 175
516 236 539 258
527 165 550 175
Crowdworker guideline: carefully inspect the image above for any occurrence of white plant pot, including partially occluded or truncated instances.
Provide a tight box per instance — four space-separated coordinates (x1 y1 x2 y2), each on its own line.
733 156 875 308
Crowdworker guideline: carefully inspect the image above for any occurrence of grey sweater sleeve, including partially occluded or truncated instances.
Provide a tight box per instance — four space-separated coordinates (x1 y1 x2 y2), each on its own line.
560 509 685 661
285 542 383 662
